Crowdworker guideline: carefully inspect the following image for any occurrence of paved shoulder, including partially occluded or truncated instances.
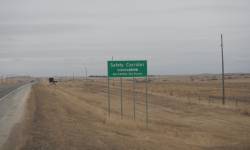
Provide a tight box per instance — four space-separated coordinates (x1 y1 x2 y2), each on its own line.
0 83 33 148
0 83 24 99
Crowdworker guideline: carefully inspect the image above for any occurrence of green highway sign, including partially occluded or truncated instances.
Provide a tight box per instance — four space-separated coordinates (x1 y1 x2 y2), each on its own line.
108 60 147 78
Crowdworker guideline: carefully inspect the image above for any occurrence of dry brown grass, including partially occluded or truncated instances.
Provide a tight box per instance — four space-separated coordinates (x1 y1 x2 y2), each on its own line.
7 75 250 150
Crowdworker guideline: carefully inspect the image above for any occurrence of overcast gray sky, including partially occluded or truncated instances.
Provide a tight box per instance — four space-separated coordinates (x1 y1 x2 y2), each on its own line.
0 0 250 76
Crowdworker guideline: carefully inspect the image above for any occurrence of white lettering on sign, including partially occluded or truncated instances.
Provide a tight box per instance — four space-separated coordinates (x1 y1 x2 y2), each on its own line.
111 63 124 68
117 68 139 72
126 63 144 67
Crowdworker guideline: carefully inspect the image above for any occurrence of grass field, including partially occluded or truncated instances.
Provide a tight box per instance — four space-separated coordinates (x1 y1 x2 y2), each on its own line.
4 74 250 150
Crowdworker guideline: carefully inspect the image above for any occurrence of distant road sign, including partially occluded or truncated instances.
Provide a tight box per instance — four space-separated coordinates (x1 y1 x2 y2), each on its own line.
108 60 147 78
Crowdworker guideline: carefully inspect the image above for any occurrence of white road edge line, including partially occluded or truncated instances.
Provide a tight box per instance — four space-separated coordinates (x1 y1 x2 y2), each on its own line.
0 83 34 102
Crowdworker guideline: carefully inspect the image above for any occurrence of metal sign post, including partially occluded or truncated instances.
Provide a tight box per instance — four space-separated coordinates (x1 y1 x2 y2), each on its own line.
120 78 123 119
133 76 136 120
107 60 148 126
107 76 110 118
145 76 148 128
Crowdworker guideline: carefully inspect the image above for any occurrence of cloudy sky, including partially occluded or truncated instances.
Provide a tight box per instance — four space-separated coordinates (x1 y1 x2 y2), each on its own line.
0 0 250 76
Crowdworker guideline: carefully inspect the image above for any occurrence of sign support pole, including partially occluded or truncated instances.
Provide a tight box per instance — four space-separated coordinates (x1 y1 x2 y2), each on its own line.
133 75 136 120
107 60 147 121
145 76 148 128
108 77 110 118
120 78 123 119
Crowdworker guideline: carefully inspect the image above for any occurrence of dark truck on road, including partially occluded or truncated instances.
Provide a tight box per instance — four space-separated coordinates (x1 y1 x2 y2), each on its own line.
49 77 58 85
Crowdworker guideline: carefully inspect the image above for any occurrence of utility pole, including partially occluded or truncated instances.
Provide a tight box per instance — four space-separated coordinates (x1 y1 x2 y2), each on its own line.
221 34 225 105
84 66 88 80
82 69 85 80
